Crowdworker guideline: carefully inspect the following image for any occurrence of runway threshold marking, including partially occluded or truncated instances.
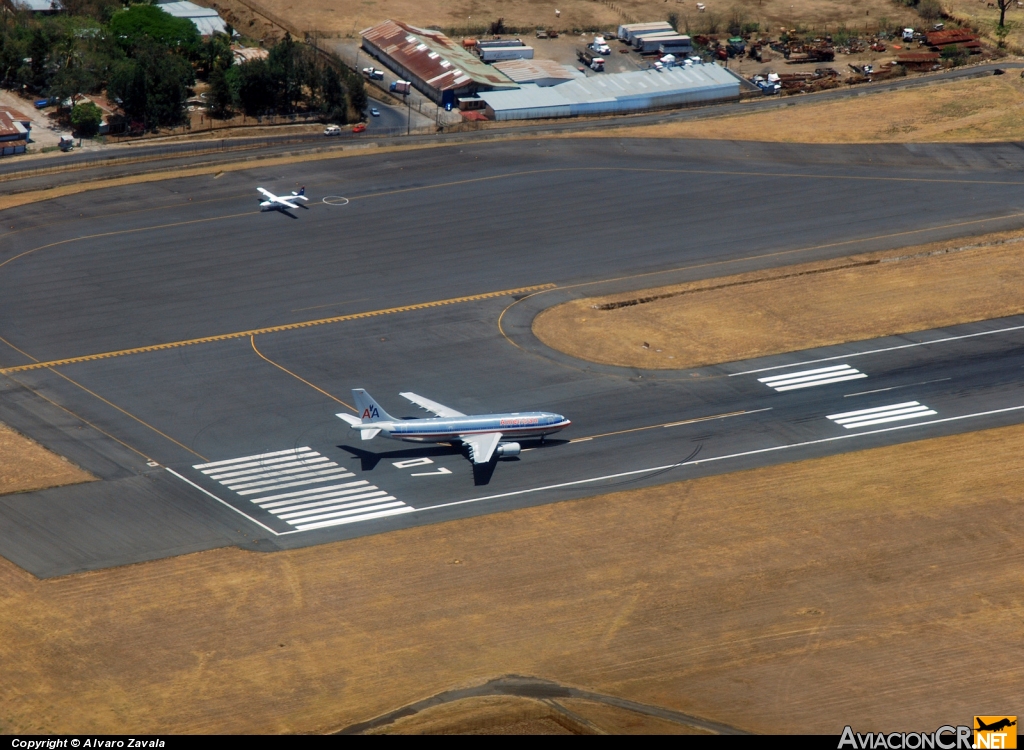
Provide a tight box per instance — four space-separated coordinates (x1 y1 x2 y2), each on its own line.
758 364 867 391
173 447 413 535
0 283 556 375
568 409 768 443
728 322 1024 377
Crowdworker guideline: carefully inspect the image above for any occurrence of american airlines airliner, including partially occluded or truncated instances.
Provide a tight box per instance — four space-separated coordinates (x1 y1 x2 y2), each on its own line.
337 389 571 464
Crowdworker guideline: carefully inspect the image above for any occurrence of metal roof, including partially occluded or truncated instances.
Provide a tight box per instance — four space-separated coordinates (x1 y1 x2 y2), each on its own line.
361 20 516 91
13 0 60 10
479 63 738 118
492 59 579 85
0 109 29 139
155 1 228 36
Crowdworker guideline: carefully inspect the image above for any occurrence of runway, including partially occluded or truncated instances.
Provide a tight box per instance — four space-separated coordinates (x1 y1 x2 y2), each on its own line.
2 137 1024 577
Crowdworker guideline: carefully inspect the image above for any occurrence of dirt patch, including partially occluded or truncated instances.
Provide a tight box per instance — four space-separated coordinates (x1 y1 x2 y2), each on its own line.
213 0 916 39
1 422 1022 733
0 422 94 496
533 229 1024 370
596 74 1024 144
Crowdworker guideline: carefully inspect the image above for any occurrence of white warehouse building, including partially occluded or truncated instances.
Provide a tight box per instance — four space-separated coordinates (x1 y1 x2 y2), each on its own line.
477 63 740 121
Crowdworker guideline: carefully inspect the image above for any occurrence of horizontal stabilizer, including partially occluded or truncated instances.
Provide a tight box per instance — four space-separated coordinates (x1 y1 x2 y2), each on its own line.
336 413 361 426
360 428 380 441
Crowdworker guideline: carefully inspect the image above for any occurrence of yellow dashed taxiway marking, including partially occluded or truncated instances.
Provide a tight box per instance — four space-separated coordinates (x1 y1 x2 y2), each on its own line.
0 284 556 374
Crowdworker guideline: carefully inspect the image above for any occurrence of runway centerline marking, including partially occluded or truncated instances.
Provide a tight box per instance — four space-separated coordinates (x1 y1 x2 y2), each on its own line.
568 408 770 443
728 322 1024 377
0 284 556 375
418 403 1024 515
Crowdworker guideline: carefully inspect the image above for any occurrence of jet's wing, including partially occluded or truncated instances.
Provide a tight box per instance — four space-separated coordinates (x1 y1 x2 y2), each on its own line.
462 432 501 464
274 198 299 209
257 187 275 199
400 392 465 418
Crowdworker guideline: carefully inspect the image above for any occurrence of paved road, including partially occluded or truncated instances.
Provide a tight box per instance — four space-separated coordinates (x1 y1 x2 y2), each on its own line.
2 138 1024 577
2 62 1019 192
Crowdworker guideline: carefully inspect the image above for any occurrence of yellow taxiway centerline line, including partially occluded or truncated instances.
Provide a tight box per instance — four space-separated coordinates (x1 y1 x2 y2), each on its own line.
0 283 557 375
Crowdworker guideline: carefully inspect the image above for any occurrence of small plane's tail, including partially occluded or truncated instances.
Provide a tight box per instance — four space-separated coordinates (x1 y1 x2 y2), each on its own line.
291 186 308 200
352 389 394 423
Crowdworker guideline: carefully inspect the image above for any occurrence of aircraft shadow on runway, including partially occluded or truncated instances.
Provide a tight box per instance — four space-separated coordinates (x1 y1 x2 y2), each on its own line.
339 444 463 472
339 439 570 486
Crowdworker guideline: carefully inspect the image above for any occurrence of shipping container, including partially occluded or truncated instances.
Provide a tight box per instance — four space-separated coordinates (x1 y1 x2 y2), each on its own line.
480 46 534 62
617 21 673 42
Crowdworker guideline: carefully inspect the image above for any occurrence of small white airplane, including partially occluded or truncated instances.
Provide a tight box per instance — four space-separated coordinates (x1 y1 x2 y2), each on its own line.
258 186 308 211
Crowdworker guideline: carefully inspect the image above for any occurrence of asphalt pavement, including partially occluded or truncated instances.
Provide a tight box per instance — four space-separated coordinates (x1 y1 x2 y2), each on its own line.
2 137 1024 577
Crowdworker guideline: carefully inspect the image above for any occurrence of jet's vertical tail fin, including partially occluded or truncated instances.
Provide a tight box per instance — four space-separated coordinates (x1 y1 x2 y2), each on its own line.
352 389 394 422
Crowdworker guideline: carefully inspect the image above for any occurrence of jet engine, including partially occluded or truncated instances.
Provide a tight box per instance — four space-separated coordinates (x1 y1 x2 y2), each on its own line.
496 442 521 458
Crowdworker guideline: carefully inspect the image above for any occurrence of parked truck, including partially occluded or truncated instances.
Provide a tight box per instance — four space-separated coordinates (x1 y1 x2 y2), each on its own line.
389 80 411 94
577 47 605 71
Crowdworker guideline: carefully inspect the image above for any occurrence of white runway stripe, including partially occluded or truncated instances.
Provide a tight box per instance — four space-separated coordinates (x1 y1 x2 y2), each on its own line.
759 364 867 392
209 454 329 477
223 463 341 488
199 451 319 475
828 401 936 429
289 500 404 526
277 492 390 519
236 472 356 496
192 448 413 531
256 483 372 506
193 448 311 469
294 505 415 531
207 456 330 480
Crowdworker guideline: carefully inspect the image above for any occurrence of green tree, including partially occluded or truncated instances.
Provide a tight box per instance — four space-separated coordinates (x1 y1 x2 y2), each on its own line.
208 64 232 116
70 99 102 136
108 41 193 128
27 26 51 89
234 58 275 116
345 68 366 114
108 5 200 56
197 32 233 80
318 63 346 122
0 32 28 85
268 32 300 113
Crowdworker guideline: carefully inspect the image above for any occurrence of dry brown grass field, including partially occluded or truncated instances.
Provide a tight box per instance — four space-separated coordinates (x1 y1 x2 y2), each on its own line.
534 229 1024 370
231 0 918 38
599 74 1024 144
2 423 1022 733
0 423 94 496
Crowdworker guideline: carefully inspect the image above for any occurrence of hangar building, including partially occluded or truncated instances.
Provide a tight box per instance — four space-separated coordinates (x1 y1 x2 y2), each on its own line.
155 1 230 37
477 63 740 121
361 20 518 106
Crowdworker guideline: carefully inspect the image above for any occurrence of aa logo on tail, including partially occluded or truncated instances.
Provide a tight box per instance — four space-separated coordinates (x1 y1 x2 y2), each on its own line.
362 406 380 419
975 717 1017 749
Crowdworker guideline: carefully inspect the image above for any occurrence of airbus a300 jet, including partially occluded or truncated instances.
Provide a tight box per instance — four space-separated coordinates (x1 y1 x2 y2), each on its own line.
337 389 571 464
